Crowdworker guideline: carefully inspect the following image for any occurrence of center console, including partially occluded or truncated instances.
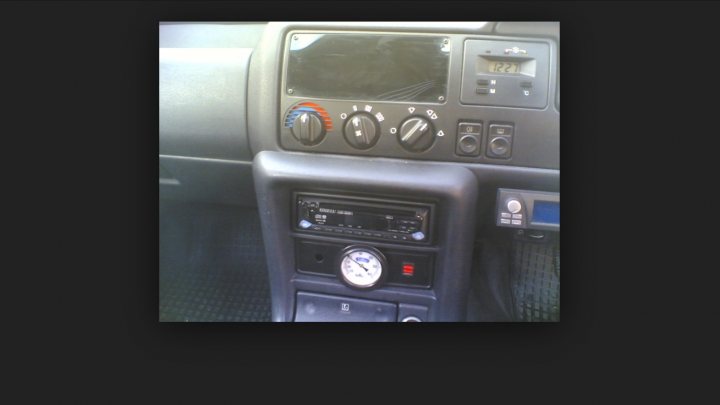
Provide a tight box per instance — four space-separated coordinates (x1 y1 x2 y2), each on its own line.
253 151 478 321
248 22 559 321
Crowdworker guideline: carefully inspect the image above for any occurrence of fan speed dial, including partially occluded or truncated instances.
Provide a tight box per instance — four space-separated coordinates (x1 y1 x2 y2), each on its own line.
343 112 380 149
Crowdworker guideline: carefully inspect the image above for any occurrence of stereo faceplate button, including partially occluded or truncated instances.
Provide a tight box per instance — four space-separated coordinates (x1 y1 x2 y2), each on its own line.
507 199 522 214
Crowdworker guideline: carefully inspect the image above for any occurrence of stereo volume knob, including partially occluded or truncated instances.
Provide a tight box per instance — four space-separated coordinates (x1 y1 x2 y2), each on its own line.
507 199 522 214
291 112 325 145
398 117 435 152
343 112 380 149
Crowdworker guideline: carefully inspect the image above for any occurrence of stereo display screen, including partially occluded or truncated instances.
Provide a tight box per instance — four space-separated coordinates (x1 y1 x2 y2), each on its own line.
286 33 450 103
532 201 560 225
316 203 415 231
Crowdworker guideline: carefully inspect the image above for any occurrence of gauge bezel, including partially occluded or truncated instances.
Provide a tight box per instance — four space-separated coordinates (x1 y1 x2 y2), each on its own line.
336 245 388 290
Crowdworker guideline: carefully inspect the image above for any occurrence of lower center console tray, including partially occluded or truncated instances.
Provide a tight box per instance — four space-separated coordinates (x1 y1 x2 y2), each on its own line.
294 291 397 322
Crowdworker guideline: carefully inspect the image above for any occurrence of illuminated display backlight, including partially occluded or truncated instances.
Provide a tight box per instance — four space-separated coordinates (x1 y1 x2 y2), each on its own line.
532 201 559 225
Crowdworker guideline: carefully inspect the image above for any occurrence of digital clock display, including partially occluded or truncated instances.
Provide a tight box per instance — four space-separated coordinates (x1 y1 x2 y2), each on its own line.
488 61 521 73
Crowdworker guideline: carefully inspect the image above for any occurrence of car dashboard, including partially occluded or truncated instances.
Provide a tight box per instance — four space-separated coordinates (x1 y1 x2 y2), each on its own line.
160 21 560 322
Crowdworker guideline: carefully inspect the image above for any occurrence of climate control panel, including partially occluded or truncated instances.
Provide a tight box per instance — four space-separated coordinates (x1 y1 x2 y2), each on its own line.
276 32 558 169
281 100 451 155
280 99 528 162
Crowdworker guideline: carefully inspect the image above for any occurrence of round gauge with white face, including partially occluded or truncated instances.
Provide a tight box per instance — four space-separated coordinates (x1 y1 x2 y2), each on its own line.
338 246 387 289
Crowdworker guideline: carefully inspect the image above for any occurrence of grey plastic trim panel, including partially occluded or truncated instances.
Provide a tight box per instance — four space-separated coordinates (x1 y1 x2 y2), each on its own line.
160 47 253 161
273 21 494 33
159 23 267 48
159 155 256 206
253 151 478 321
493 21 559 41
160 154 253 165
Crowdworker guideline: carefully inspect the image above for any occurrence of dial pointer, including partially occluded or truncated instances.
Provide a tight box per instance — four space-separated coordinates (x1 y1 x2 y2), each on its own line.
351 257 369 272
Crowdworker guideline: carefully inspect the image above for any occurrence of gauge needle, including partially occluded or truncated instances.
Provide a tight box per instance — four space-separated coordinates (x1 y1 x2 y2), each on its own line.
350 258 369 272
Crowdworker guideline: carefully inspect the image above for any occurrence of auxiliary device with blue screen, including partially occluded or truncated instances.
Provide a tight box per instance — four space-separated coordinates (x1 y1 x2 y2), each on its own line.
532 201 560 225
496 188 560 231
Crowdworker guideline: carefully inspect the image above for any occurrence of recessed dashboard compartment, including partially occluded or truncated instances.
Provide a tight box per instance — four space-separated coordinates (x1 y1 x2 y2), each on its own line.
286 33 450 103
294 291 398 322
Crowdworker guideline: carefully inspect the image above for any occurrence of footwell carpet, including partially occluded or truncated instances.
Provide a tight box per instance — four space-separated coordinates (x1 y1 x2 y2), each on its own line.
159 204 272 322
511 239 560 322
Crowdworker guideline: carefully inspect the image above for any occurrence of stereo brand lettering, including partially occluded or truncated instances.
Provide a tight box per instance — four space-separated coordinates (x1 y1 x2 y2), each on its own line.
318 208 353 216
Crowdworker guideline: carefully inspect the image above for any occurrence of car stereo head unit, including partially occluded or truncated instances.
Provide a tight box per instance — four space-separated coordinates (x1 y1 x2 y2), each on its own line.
294 193 432 244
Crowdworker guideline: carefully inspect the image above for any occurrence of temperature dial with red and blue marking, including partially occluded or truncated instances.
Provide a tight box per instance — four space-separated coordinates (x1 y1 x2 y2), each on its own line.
284 102 333 146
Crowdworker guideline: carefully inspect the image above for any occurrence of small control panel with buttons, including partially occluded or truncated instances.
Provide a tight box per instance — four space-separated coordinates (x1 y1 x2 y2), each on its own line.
498 197 525 227
496 188 560 231
461 39 550 109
